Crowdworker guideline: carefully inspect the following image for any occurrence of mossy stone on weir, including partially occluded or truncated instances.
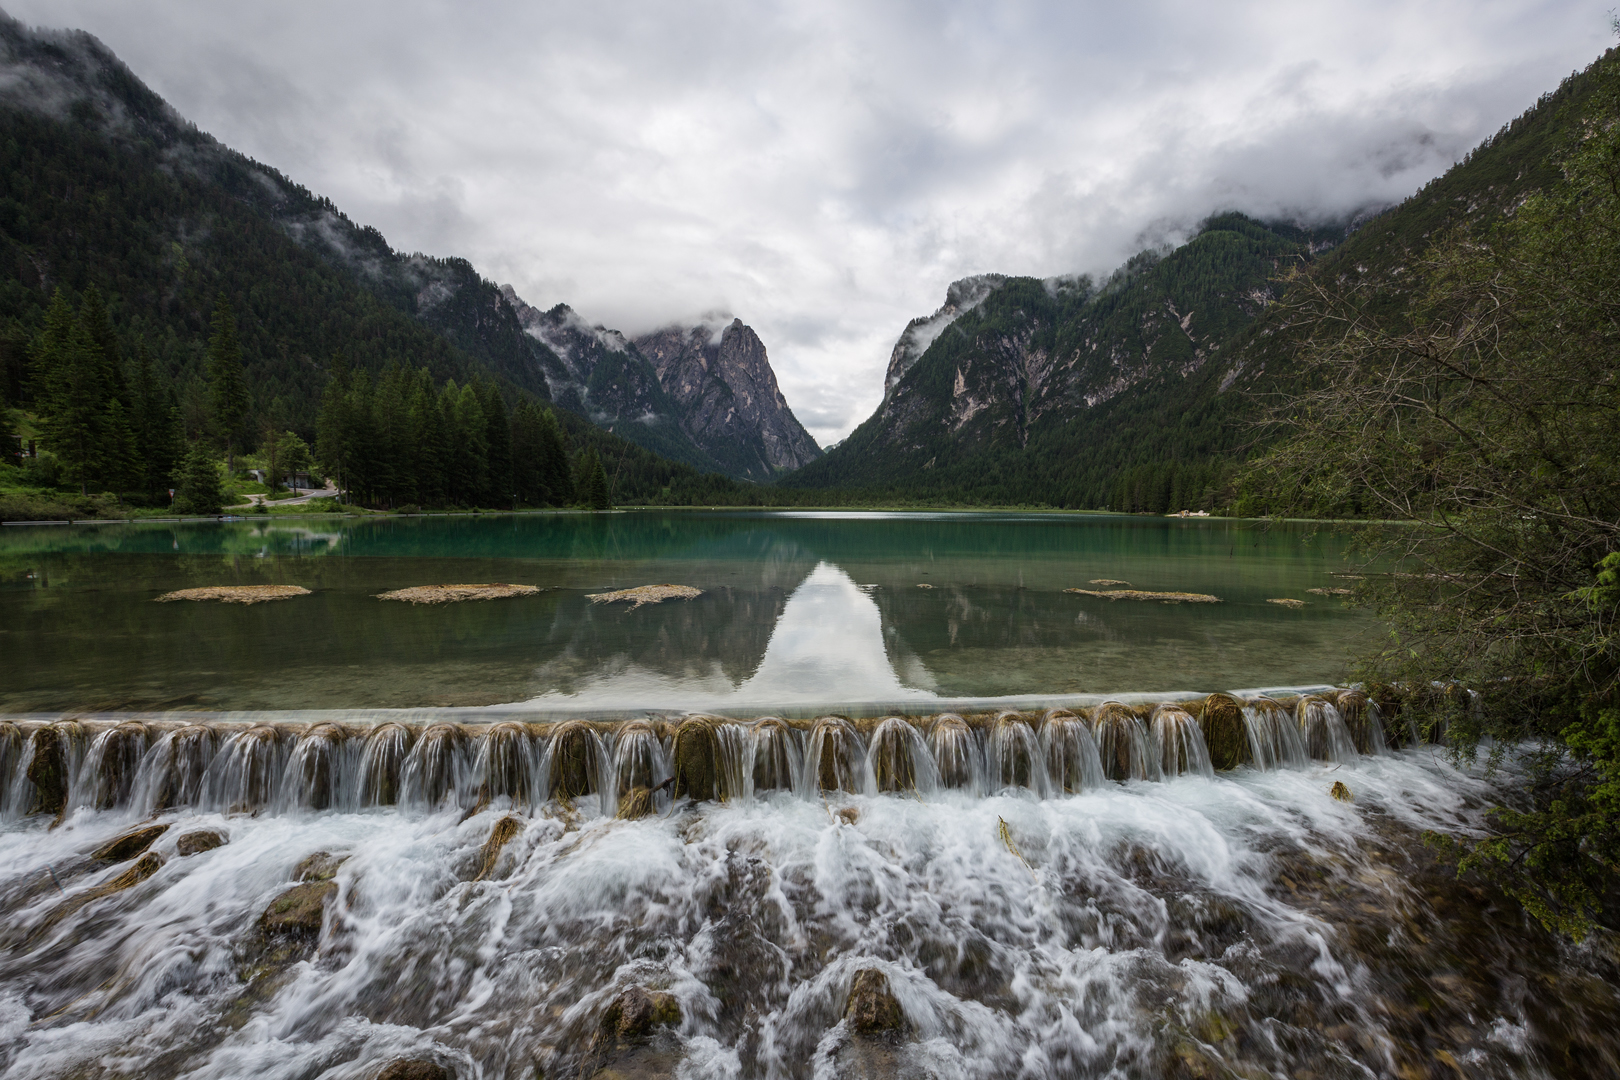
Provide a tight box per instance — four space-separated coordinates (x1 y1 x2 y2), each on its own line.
177 829 227 856
1334 689 1378 754
671 717 721 801
550 721 598 801
846 968 905 1037
26 724 69 818
295 851 347 882
869 718 918 793
1197 694 1248 771
91 823 168 861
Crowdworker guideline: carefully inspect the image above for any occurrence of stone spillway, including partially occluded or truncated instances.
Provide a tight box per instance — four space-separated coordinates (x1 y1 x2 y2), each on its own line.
1 690 1391 823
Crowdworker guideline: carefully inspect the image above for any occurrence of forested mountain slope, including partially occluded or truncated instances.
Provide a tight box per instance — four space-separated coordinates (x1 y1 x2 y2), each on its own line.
0 14 804 482
785 47 1618 510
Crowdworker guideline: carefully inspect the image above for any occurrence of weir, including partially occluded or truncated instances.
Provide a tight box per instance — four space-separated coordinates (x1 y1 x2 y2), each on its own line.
0 689 1397 822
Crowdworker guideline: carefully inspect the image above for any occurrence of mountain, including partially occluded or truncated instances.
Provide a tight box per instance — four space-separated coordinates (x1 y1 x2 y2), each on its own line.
784 48 1619 510
781 214 1347 506
633 318 821 481
0 13 806 485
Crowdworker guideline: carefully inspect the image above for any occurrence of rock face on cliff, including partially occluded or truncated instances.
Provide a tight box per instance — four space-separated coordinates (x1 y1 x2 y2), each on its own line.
634 320 822 481
780 213 1347 504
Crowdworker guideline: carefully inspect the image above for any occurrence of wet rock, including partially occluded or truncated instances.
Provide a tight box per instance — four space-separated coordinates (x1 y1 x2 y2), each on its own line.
989 711 1037 789
29 852 165 944
375 1059 452 1080
90 721 151 809
751 717 798 792
869 717 920 793
550 720 600 802
583 986 683 1079
412 723 468 806
26 724 70 818
155 724 217 810
476 721 535 808
600 985 683 1040
295 850 348 882
360 722 414 806
846 968 905 1036
292 723 349 810
91 823 169 861
929 714 974 788
1196 693 1248 771
671 716 722 801
474 815 525 880
1334 688 1382 753
177 829 228 856
811 718 861 793
260 880 337 938
836 806 860 826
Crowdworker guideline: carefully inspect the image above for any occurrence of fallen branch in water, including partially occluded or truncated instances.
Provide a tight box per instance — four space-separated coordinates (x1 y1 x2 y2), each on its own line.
1065 588 1220 604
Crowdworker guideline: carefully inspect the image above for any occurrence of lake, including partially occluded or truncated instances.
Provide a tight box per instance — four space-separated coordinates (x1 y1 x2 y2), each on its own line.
0 510 1377 715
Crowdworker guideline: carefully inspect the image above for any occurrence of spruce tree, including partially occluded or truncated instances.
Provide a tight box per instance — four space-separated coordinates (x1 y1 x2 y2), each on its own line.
207 295 250 474
480 381 513 508
579 447 610 510
173 441 224 515
31 290 105 495
537 407 570 506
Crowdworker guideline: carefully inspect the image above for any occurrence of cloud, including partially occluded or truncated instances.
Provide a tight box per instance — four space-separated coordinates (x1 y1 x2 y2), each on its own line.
7 0 1610 445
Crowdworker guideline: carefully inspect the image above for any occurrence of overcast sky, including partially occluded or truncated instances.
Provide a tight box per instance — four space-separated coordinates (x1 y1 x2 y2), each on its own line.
9 1 1612 444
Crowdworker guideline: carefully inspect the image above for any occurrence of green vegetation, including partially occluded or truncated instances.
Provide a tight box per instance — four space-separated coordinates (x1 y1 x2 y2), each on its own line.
1248 53 1620 938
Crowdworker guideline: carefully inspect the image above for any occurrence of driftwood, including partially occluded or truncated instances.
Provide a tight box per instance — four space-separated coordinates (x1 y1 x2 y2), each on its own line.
155 585 311 604
1065 588 1220 604
377 583 539 604
586 584 702 609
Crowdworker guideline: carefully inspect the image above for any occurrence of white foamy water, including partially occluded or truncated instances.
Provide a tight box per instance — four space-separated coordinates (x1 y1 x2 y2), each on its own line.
3 736 1609 1080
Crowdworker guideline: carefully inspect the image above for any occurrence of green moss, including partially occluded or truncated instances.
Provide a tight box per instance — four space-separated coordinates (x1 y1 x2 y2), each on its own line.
259 880 337 938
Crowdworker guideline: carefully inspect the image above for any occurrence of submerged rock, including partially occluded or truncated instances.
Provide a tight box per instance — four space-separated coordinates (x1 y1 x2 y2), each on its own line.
176 829 227 856
1197 694 1248 771
374 1061 452 1080
29 851 164 943
584 986 683 1079
846 968 905 1036
91 823 169 861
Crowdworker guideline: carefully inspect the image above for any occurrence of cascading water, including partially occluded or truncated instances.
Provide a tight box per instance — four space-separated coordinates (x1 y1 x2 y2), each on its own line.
3 697 1618 1080
1295 696 1358 765
1241 696 1309 770
1090 701 1162 781
1149 703 1214 779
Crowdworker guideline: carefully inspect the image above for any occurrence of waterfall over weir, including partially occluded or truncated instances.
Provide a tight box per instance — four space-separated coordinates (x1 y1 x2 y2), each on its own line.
4 691 1620 1080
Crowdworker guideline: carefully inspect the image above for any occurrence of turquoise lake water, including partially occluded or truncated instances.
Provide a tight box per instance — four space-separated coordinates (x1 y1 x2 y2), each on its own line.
0 510 1378 714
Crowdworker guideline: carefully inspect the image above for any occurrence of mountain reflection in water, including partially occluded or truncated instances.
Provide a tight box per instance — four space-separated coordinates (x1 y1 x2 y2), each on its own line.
531 562 938 710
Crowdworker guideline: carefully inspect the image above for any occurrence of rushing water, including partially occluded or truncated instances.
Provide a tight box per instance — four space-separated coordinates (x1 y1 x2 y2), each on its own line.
4 513 1616 1078
3 704 1620 1079
0 511 1377 713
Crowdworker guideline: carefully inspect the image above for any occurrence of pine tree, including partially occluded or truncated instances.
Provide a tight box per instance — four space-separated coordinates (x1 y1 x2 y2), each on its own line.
480 381 513 508
31 290 105 495
579 447 610 510
130 343 180 497
172 441 223 515
537 406 570 506
207 295 250 473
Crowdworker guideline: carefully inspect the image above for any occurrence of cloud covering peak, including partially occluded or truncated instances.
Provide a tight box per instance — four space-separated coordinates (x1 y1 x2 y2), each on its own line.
8 0 1610 443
